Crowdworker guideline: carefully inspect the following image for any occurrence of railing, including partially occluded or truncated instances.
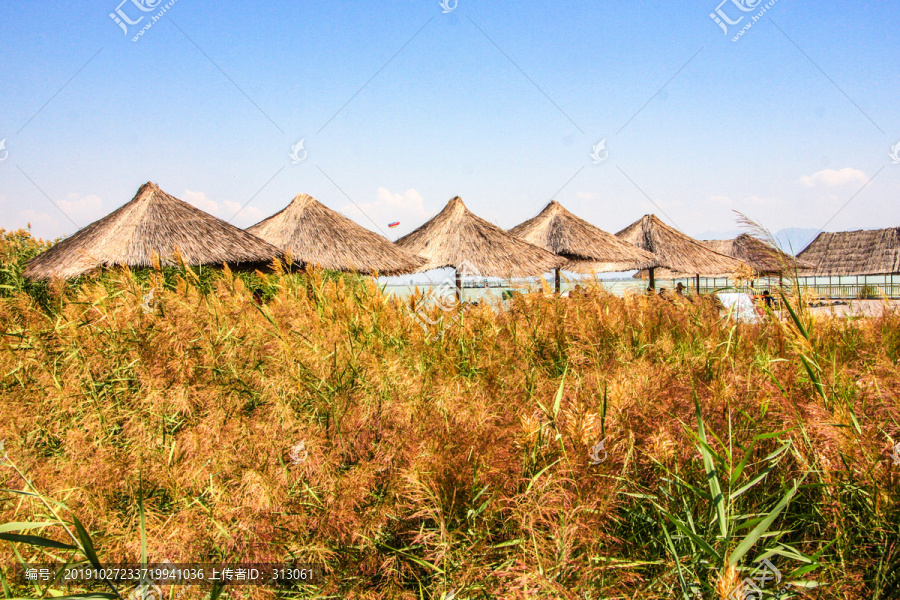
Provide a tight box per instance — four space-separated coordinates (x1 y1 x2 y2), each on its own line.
388 279 900 300
696 284 900 299
801 284 900 299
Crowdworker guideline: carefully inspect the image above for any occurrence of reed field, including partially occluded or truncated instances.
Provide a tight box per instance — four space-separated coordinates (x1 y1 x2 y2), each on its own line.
1 228 899 600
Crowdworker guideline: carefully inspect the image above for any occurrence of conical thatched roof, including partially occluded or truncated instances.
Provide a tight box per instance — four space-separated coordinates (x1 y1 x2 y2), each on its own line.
797 228 900 276
704 234 814 274
395 196 563 277
25 182 281 280
507 200 657 273
633 234 816 280
246 194 425 275
615 214 743 276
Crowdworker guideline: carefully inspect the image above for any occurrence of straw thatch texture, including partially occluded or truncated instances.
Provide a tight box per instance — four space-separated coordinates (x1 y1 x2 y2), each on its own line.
704 234 814 274
615 214 743 276
633 234 813 279
797 228 900 276
631 268 689 281
395 196 564 277
247 194 425 276
25 182 281 280
507 200 657 273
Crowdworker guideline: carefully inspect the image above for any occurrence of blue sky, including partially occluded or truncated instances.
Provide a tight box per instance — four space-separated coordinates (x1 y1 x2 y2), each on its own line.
1 0 898 245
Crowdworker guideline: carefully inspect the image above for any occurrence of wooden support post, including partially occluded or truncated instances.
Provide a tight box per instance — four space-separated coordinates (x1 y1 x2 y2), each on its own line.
455 269 462 303
695 273 700 295
554 268 561 294
649 267 656 291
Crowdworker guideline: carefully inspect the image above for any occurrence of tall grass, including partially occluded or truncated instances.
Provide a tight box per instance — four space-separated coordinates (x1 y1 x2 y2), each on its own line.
0 231 898 599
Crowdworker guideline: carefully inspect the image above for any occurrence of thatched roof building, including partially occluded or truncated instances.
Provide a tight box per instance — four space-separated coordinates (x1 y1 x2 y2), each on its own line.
797 228 900 276
25 182 281 280
395 196 563 277
705 234 814 275
634 233 813 279
247 194 425 275
508 201 656 273
615 214 743 277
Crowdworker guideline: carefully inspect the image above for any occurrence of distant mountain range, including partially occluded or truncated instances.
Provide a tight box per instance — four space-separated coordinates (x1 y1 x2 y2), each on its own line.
773 228 821 255
694 228 821 256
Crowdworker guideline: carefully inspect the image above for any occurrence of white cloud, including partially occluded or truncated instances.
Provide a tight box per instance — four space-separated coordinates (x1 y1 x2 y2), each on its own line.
17 210 60 237
14 191 265 239
340 187 428 233
709 195 732 206
12 194 102 239
182 190 219 214
576 191 599 200
223 201 265 226
743 195 779 206
798 168 867 188
58 193 103 222
180 191 264 226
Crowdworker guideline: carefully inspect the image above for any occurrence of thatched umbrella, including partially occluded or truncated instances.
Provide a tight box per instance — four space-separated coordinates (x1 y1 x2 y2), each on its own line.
616 214 743 291
395 196 564 299
508 200 657 292
635 233 814 290
705 234 814 276
636 234 814 280
247 193 425 275
798 228 900 276
25 182 281 280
